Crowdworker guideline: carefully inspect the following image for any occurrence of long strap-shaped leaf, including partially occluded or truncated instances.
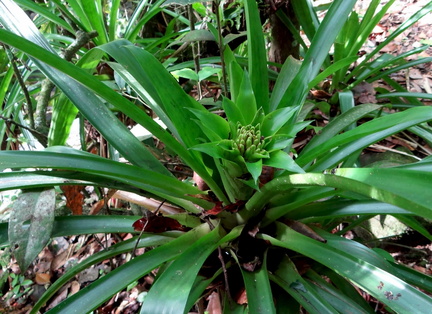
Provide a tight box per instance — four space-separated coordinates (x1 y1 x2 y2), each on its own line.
270 255 339 313
140 224 225 314
244 0 269 113
245 171 432 220
46 224 213 313
263 223 432 313
32 233 176 313
274 0 357 111
240 251 276 314
0 0 169 174
297 106 432 171
0 149 205 207
0 25 229 202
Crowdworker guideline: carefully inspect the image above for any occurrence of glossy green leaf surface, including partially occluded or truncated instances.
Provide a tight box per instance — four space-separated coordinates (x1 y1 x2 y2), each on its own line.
0 5 169 173
0 149 202 203
271 256 337 313
141 224 224 313
48 224 211 313
241 252 276 314
297 106 432 170
263 223 432 313
244 0 269 113
14 0 74 33
0 215 151 247
277 0 357 110
246 171 432 220
305 270 372 314
33 234 176 313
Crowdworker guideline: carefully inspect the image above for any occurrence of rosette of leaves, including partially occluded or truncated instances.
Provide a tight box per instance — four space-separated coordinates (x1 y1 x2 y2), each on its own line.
190 71 305 201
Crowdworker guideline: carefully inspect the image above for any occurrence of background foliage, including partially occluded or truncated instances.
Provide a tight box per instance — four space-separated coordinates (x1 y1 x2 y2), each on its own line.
1 0 432 312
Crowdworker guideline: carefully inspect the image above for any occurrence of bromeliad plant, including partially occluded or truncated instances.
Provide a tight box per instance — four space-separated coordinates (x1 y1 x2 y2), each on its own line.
1 0 432 312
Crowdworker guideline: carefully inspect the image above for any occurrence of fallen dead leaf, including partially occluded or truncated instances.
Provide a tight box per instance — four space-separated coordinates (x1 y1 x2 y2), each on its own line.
70 280 80 295
35 273 51 285
206 291 222 314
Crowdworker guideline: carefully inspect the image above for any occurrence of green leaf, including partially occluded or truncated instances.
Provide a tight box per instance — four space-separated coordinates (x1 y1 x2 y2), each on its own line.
305 269 373 314
244 0 269 113
246 171 432 220
198 67 221 81
224 47 244 104
271 256 338 313
308 56 358 89
0 6 169 174
191 140 238 160
236 71 257 125
298 106 432 171
351 1 432 80
245 159 262 185
9 189 55 270
223 97 244 125
291 0 319 43
1 215 149 247
14 0 74 33
48 49 105 146
335 167 432 219
241 251 276 314
179 29 215 42
140 224 224 313
377 91 432 101
285 200 411 221
277 0 357 109
162 0 207 5
270 57 301 112
301 103 381 155
261 107 296 137
389 261 432 292
188 108 230 140
171 68 199 81
48 224 212 313
263 223 432 313
0 171 93 193
33 234 176 312
99 40 207 148
82 0 108 45
0 149 204 207
264 151 304 173
124 0 165 41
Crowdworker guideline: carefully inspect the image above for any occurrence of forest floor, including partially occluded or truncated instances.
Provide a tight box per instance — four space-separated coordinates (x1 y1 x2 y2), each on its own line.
1 0 432 313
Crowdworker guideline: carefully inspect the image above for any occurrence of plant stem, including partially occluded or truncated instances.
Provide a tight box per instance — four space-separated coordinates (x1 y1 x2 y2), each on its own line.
3 44 35 129
188 4 202 99
0 114 47 140
214 0 228 97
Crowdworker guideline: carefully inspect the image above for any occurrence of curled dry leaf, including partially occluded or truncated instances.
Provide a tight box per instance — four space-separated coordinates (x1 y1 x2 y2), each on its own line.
132 215 188 232
60 185 84 215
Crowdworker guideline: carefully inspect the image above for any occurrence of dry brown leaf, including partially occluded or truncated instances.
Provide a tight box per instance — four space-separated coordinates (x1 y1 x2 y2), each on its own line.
60 185 84 215
409 69 423 79
51 243 77 271
206 291 222 314
35 273 51 285
70 280 80 295
236 288 248 305
46 283 71 310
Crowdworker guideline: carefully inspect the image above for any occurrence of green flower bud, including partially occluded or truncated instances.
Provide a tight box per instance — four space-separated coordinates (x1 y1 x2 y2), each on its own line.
238 143 245 155
245 136 252 148
245 144 257 160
